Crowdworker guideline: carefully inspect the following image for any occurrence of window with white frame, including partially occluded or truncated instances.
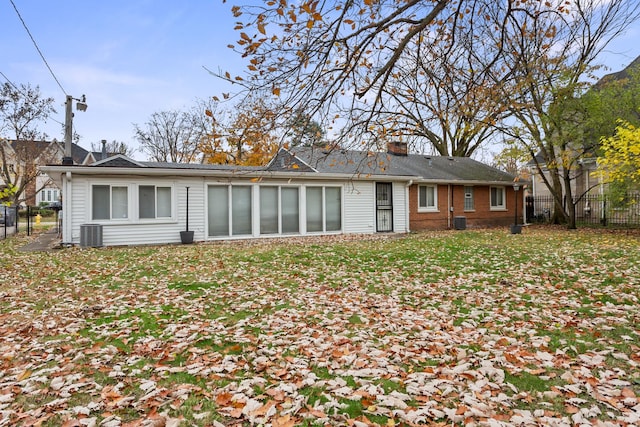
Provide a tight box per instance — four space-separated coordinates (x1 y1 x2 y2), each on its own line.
207 185 253 237
490 186 506 210
38 188 59 203
232 186 253 235
92 185 128 220
418 185 438 211
325 187 341 231
260 186 279 234
281 187 299 233
208 186 229 236
464 186 474 211
259 186 301 235
306 186 341 232
139 185 172 219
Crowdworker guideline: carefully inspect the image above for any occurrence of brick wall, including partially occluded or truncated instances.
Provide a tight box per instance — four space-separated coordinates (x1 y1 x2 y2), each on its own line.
408 184 521 230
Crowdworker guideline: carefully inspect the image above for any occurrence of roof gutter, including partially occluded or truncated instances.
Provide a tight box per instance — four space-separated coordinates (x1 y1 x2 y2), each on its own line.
415 178 517 186
39 166 515 187
39 165 419 183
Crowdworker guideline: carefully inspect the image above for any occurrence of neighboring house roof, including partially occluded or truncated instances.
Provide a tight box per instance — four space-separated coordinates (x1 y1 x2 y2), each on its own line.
526 152 545 167
91 154 263 172
527 151 598 169
10 139 51 156
88 152 103 163
7 139 90 164
528 56 640 170
70 142 90 164
594 54 640 89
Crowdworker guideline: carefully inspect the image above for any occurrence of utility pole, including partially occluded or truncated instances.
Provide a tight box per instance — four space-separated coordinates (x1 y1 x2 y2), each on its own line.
61 95 87 165
62 95 73 165
60 94 87 246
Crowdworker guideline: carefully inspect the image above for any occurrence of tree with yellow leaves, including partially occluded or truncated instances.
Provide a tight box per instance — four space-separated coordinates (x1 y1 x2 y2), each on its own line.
597 120 640 186
200 98 280 166
1 183 16 205
485 0 640 228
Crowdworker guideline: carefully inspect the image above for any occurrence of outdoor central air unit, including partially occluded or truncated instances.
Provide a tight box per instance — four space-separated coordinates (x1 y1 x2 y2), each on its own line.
80 224 103 247
453 216 467 230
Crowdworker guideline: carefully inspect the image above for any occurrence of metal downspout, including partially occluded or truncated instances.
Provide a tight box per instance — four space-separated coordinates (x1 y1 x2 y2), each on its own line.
447 184 452 229
405 180 413 232
62 171 72 245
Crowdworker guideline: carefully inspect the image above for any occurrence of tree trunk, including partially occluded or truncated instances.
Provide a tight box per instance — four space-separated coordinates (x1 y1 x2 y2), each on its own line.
563 172 577 229
549 169 566 225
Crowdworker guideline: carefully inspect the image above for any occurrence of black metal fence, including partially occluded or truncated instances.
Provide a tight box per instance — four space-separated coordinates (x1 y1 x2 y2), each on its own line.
527 194 640 227
1 205 61 239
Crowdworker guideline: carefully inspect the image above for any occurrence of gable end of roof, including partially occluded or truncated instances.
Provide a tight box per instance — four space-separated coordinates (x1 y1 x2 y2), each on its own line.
92 154 146 168
266 148 316 172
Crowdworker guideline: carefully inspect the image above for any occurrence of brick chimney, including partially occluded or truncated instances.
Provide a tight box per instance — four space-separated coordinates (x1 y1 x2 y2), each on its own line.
387 141 408 156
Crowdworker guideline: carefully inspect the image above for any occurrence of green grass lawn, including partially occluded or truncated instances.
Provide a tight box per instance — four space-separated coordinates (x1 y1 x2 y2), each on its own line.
0 227 639 426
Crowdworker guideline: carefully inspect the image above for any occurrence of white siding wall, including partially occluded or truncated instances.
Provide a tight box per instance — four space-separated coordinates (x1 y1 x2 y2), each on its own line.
70 177 88 243
343 181 376 234
392 181 408 233
68 175 409 246
69 176 207 246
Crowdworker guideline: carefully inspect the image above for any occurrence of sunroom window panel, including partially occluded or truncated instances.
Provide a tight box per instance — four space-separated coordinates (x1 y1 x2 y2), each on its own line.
157 187 172 218
260 186 279 234
208 186 229 236
232 186 252 235
92 185 110 220
112 187 128 219
139 186 156 219
325 187 341 231
281 187 299 234
306 187 323 232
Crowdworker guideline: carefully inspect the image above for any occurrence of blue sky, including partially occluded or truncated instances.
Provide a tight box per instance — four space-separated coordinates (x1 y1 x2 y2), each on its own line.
1 0 240 155
2 1 640 159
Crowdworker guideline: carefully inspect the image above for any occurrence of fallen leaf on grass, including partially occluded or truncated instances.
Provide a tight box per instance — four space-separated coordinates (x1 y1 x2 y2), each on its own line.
16 369 32 381
621 387 636 398
272 414 296 427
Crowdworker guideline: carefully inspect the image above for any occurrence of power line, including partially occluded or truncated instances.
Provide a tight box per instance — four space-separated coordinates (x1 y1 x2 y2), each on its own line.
9 0 67 96
0 70 65 127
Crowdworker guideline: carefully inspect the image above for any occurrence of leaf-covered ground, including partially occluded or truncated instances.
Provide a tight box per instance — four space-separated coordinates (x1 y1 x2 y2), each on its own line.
1 227 639 426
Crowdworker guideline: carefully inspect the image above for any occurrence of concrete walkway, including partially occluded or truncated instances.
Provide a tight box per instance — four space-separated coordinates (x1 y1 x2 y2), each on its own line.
18 228 61 252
